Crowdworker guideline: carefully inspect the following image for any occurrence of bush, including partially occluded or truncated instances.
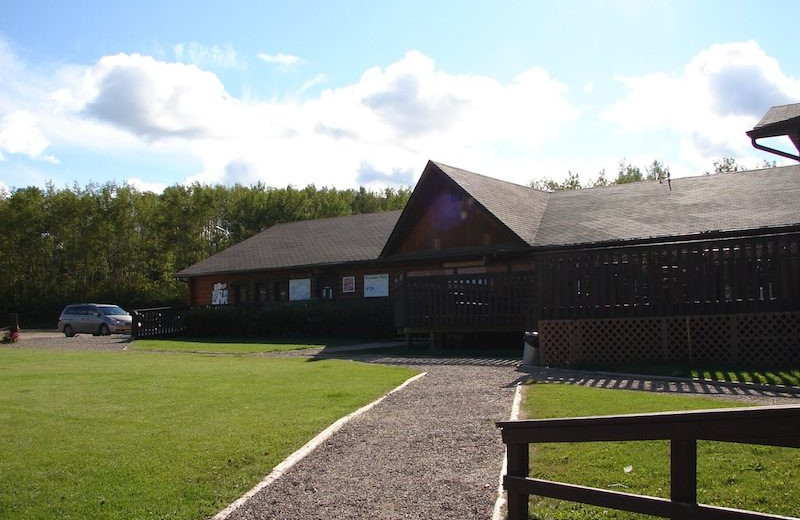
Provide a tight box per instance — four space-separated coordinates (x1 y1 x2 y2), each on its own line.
182 299 394 339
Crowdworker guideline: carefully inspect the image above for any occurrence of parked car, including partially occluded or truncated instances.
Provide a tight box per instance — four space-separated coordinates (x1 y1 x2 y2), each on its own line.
58 304 132 337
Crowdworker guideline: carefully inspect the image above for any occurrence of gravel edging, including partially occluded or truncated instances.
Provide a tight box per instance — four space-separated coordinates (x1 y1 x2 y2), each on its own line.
226 362 520 520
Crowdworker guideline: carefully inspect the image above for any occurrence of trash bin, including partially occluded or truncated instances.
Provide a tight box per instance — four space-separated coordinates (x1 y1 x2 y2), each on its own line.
522 331 539 365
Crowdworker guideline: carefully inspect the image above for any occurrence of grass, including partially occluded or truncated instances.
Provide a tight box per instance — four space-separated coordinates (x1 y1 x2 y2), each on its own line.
129 337 369 354
574 363 800 387
523 383 800 519
0 347 417 519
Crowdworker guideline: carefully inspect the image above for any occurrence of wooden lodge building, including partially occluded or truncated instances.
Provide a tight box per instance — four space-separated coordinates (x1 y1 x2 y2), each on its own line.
177 106 800 367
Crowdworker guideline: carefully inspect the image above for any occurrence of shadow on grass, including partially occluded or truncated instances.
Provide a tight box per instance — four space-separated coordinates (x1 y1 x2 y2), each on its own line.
148 336 369 348
306 341 525 370
569 362 800 389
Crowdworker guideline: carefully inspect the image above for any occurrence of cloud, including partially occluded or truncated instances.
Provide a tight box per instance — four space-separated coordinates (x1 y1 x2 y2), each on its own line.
356 162 414 186
0 111 59 163
257 52 303 65
0 179 8 195
2 42 580 190
173 42 239 69
222 159 260 185
82 53 236 140
125 177 167 193
604 41 800 169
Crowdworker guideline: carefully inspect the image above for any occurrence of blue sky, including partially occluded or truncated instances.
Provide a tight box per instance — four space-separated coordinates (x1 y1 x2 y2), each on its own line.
1 0 799 193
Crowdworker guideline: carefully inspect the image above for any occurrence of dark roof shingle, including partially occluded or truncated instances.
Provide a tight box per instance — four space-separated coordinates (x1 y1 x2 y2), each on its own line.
177 162 800 277
176 210 401 277
533 165 800 246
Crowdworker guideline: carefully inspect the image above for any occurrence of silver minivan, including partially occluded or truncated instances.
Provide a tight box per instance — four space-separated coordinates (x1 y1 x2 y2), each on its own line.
58 304 132 337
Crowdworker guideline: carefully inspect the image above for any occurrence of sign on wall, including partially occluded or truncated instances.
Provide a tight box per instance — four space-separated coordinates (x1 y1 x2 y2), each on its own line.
342 276 355 293
289 278 311 300
364 274 389 298
212 283 228 305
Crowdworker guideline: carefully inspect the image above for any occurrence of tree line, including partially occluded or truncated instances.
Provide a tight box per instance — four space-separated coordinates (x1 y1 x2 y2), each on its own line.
0 182 410 325
530 157 777 191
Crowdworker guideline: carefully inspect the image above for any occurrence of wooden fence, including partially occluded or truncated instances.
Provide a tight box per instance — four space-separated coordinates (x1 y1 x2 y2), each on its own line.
131 306 187 339
535 232 800 321
497 405 800 520
393 271 535 332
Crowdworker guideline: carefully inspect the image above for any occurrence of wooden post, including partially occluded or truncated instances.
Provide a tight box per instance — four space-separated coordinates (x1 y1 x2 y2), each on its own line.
131 310 140 339
8 313 20 343
505 441 529 520
670 438 697 520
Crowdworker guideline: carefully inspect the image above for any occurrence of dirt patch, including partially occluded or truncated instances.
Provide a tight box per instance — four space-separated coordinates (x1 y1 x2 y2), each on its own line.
9 329 131 351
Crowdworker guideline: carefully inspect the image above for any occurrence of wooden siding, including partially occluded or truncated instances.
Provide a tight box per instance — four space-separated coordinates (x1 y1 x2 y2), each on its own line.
188 267 404 306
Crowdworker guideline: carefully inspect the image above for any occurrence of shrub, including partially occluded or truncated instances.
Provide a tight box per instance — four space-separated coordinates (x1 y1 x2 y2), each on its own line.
182 299 394 339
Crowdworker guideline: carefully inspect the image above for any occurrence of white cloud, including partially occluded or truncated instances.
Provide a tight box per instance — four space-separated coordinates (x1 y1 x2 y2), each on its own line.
1 41 580 189
80 53 238 140
66 50 579 188
0 178 8 195
604 41 800 171
173 42 239 69
0 111 59 163
125 177 167 194
257 52 303 65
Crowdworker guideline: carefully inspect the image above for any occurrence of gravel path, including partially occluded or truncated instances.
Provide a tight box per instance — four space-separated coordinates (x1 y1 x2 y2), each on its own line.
223 356 799 520
12 330 131 350
227 362 521 520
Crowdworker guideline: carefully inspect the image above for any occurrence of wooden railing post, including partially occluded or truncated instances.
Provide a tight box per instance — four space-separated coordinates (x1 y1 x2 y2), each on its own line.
670 438 697 519
506 441 529 520
131 310 140 339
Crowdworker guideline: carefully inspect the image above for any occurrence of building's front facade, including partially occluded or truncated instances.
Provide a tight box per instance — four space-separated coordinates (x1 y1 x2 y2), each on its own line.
178 160 800 366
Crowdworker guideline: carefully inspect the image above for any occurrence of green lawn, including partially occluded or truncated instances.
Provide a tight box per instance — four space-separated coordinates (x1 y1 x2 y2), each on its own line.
524 383 800 519
0 347 417 519
129 337 368 354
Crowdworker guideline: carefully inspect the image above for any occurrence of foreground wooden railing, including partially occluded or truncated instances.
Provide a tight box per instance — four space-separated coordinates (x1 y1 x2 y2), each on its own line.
497 405 800 520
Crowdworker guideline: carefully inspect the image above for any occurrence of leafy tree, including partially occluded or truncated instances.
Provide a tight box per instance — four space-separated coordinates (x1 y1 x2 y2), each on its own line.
615 159 644 184
591 169 610 187
0 181 411 325
645 159 669 181
710 157 744 174
530 159 669 191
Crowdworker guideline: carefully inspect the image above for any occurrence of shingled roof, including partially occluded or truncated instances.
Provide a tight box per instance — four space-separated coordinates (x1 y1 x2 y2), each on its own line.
433 162 548 245
534 164 800 246
177 162 800 278
176 210 401 277
421 162 800 248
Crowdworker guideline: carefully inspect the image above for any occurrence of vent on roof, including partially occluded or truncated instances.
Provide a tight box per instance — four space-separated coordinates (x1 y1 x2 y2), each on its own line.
746 103 800 162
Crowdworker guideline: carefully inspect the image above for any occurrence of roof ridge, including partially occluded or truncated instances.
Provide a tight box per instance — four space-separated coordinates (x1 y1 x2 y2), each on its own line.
431 160 546 193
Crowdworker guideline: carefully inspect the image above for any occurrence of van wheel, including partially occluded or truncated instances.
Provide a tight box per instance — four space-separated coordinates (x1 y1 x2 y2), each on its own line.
99 324 110 336
64 325 75 337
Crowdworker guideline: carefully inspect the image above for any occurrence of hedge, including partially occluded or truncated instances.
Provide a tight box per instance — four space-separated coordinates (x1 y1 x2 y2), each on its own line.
182 299 395 339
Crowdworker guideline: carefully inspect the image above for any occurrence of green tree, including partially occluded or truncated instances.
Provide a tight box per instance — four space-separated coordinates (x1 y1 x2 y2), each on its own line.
710 157 744 174
616 159 644 184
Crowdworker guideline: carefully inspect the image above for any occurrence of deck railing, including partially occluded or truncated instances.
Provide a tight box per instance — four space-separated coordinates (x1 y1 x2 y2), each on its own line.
497 405 800 520
394 271 535 332
131 306 187 339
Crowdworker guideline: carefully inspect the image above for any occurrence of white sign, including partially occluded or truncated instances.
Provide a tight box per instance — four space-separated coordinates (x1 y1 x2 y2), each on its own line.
289 278 311 301
364 274 389 298
212 283 228 305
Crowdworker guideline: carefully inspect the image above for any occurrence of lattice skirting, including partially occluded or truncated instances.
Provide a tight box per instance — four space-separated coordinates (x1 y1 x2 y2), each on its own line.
539 312 800 367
